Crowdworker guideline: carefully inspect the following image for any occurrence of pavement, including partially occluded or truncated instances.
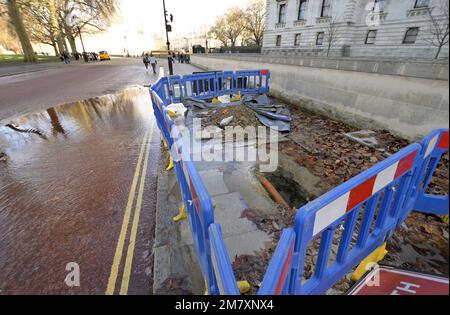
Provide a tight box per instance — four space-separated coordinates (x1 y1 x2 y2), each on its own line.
0 59 202 294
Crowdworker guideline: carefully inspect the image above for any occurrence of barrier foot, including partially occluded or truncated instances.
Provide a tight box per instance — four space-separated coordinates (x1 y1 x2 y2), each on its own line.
173 204 187 222
439 215 449 225
231 91 241 102
162 137 168 149
204 280 209 295
238 281 251 294
211 98 221 105
351 243 388 282
166 157 174 172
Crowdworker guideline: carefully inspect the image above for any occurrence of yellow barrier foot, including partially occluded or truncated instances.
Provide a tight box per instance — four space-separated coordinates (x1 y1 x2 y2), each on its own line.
162 138 168 149
211 98 221 105
166 157 174 172
204 280 209 295
238 281 251 294
351 243 388 282
231 92 241 102
173 205 187 222
439 215 449 225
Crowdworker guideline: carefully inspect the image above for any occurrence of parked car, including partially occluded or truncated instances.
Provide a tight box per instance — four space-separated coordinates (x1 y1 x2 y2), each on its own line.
99 51 111 61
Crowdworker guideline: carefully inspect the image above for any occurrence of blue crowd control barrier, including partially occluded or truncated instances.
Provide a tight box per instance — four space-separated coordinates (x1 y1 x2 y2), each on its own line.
149 69 271 295
258 229 296 295
412 129 449 216
151 84 217 294
209 224 241 295
288 144 421 295
151 70 447 296
183 72 217 100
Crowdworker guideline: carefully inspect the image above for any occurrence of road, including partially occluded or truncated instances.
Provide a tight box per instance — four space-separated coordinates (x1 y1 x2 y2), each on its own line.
0 58 200 294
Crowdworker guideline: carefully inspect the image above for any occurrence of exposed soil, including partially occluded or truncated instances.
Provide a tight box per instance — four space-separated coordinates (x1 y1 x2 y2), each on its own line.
231 98 449 295
198 105 263 129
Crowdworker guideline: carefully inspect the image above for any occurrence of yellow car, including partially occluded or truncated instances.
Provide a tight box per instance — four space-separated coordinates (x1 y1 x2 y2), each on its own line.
99 51 111 61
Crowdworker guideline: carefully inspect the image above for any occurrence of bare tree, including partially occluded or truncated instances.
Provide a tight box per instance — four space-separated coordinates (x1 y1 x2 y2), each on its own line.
244 0 265 47
425 0 449 59
210 7 246 47
324 18 342 57
209 17 229 47
5 0 36 61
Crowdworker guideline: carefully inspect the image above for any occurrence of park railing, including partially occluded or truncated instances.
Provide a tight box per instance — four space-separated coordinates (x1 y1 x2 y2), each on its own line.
150 70 448 295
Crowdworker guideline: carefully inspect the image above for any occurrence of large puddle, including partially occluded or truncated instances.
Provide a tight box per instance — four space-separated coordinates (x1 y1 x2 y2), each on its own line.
0 87 160 294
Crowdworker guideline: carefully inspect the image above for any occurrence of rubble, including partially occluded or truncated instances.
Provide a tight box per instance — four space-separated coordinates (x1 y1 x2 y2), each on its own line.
0 151 7 162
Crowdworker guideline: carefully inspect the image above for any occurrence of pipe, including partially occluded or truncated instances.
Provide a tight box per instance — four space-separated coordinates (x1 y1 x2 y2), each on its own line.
258 175 290 208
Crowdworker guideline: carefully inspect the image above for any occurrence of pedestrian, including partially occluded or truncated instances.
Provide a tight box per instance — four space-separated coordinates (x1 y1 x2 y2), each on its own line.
143 53 150 72
149 53 157 74
180 53 184 64
63 51 70 64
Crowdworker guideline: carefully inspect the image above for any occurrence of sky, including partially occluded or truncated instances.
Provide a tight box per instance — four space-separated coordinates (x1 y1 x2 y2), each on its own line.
80 0 250 55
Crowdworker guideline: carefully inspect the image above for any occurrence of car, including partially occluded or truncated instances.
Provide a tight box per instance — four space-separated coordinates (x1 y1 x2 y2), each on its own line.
99 51 111 61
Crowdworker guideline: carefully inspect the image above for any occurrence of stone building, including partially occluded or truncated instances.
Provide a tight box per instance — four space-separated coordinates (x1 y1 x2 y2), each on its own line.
262 0 449 58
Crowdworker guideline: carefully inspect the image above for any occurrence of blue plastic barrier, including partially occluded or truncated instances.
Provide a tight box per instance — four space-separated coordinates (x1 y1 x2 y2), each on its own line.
150 69 271 295
412 129 449 216
289 144 421 294
151 70 448 296
258 229 296 295
209 224 240 295
151 83 217 294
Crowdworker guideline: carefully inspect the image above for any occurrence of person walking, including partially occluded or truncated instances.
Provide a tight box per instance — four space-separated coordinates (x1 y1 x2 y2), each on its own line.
62 51 71 64
143 53 150 72
149 54 157 75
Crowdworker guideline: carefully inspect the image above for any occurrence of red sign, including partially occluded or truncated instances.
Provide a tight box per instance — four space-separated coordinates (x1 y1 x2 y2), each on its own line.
348 265 449 295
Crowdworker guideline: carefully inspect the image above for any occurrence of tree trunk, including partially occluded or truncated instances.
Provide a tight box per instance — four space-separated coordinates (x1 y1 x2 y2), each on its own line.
47 0 65 54
435 45 442 59
65 26 78 54
6 0 36 62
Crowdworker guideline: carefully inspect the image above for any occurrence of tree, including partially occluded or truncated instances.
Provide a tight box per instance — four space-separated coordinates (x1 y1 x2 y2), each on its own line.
209 16 229 47
210 7 246 48
324 18 341 57
243 0 265 47
5 0 36 61
425 0 449 59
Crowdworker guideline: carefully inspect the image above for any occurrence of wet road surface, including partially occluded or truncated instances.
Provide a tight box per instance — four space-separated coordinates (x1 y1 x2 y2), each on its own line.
0 58 164 123
0 87 160 294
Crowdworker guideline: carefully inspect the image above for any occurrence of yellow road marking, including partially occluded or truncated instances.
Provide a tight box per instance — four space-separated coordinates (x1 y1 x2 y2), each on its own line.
105 130 150 295
119 126 154 295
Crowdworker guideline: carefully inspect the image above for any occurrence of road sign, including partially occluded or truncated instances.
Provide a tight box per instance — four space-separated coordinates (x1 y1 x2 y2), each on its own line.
348 265 449 295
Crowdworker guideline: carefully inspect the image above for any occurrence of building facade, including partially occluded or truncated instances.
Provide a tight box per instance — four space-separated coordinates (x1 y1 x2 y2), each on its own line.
262 0 449 59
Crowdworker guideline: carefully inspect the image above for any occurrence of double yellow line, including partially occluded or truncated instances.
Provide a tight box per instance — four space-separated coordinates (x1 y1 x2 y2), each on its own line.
106 127 153 295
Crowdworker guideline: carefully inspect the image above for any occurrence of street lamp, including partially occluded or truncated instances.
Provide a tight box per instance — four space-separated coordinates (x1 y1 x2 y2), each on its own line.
162 0 174 75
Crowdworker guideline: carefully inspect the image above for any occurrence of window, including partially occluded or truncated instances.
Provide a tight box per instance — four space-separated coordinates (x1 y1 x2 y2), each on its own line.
365 30 377 44
403 27 419 44
373 0 385 12
278 3 287 23
321 0 331 17
295 33 302 46
414 0 429 8
298 0 307 20
276 35 282 47
316 32 324 45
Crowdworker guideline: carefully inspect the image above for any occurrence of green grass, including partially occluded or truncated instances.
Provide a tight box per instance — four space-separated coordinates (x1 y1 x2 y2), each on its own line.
0 54 59 64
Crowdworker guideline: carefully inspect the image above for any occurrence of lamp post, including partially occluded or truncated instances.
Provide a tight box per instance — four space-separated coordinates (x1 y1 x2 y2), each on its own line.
162 0 174 75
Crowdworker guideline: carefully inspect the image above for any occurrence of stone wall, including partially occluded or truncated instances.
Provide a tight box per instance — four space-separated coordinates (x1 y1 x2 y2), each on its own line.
191 54 449 140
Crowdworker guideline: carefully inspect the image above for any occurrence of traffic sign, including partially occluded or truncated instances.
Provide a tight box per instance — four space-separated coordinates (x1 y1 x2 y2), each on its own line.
348 265 449 295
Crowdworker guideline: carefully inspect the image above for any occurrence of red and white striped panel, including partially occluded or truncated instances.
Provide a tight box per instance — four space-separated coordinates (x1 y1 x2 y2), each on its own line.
313 151 417 236
424 131 449 159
